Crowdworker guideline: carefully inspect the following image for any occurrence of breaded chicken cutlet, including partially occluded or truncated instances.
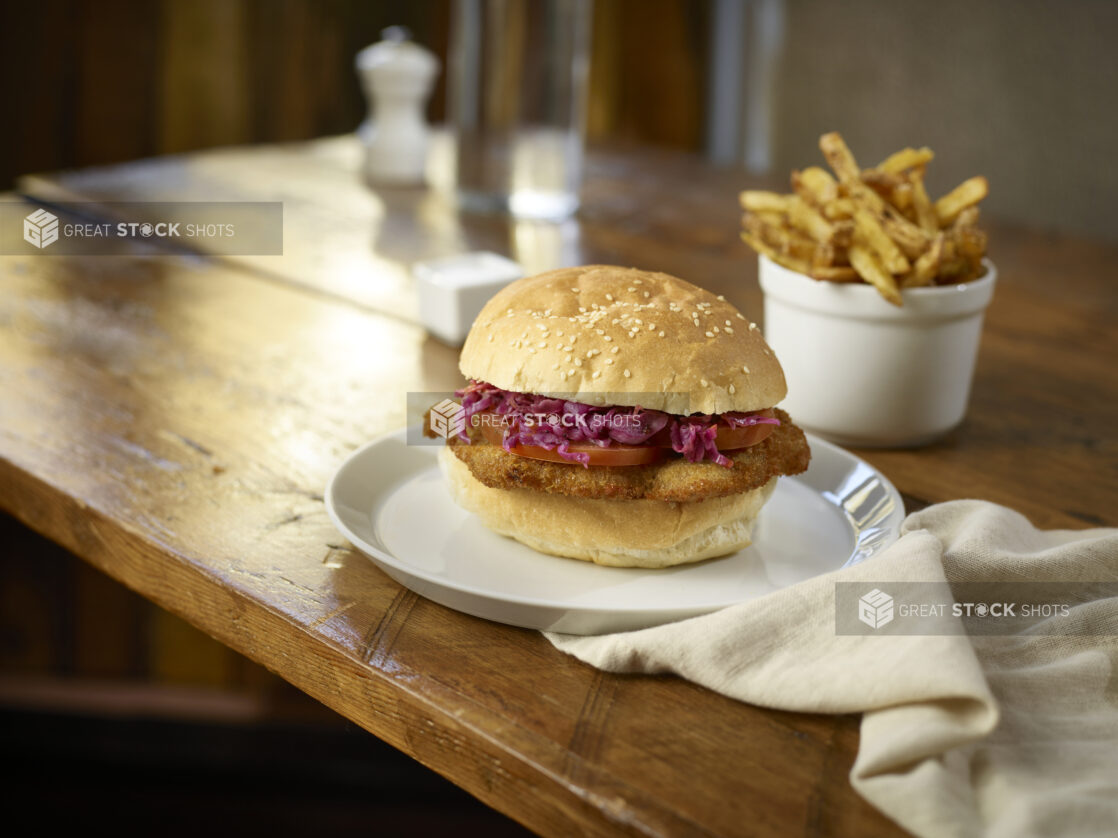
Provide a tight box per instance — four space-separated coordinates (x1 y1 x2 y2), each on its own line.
446 407 808 503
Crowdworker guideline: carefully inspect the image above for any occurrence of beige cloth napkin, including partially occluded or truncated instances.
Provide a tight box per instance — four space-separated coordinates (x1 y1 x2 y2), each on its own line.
546 501 1118 838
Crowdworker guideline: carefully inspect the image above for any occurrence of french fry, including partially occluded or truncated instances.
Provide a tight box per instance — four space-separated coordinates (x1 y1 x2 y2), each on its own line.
861 170 915 214
955 226 988 261
880 207 931 259
877 146 934 174
901 233 944 288
891 181 914 212
853 208 910 273
743 214 817 264
740 231 812 276
738 132 988 304
831 220 854 249
786 197 835 243
847 180 889 215
909 169 939 233
739 190 791 213
812 241 836 268
952 206 980 229
809 265 860 282
819 132 862 183
934 176 989 225
861 169 906 192
848 243 902 306
821 198 856 220
741 211 779 230
792 166 839 206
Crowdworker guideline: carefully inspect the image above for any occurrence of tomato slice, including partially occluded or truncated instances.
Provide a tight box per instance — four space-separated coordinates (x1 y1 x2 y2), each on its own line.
477 417 663 466
714 422 776 451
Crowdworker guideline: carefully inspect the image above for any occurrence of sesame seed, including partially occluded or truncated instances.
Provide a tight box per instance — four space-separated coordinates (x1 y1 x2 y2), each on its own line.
592 371 601 379
749 322 758 331
574 358 582 367
528 347 536 354
560 371 568 380
563 345 573 352
705 331 714 337
571 335 578 343
578 306 586 313
606 293 613 301
628 286 635 292
633 278 642 284
729 384 736 394
712 326 720 333
603 335 612 342
569 368 576 376
557 330 564 336
605 358 614 365
701 379 709 387
742 365 750 374
552 363 560 370
644 292 650 298
725 320 732 327
623 369 631 378
487 334 494 342
725 327 734 334
658 330 665 337
538 341 547 348
611 346 619 354
737 313 746 321
717 295 726 301
629 332 637 339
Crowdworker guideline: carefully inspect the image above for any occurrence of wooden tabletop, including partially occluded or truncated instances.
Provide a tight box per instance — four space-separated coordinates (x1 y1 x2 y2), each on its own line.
3 137 1115 837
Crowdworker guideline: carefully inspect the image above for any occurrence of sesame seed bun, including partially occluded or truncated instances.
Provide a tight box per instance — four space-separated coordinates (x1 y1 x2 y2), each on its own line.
459 265 786 415
439 446 777 567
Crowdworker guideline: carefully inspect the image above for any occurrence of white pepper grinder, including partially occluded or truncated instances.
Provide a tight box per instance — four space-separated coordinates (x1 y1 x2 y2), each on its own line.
356 27 440 185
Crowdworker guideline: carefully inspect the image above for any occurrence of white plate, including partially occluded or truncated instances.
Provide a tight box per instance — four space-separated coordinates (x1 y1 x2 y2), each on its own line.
325 430 904 635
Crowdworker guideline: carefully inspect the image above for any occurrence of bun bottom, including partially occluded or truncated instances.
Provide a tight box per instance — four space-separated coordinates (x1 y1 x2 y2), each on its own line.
438 446 777 569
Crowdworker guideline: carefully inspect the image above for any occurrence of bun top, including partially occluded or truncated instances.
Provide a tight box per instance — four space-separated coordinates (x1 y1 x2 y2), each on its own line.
459 265 787 415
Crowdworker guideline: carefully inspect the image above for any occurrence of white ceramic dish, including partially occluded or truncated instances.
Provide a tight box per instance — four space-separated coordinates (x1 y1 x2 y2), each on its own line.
759 255 997 448
324 429 905 635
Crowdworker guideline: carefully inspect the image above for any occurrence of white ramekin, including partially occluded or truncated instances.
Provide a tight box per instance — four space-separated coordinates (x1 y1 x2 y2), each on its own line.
758 255 997 447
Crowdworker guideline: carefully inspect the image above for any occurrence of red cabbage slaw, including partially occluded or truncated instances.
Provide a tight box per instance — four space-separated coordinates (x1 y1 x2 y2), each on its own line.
455 380 779 467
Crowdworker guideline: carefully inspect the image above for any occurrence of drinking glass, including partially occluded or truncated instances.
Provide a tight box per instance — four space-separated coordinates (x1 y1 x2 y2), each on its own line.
448 0 593 219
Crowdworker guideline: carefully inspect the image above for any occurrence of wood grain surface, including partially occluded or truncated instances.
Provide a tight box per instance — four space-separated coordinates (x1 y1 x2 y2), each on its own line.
3 138 1116 837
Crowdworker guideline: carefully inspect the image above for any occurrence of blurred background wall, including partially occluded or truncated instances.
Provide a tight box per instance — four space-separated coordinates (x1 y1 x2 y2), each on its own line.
2 0 1115 239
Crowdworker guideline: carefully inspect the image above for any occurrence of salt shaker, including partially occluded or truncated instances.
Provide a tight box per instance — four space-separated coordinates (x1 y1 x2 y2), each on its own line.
356 27 440 185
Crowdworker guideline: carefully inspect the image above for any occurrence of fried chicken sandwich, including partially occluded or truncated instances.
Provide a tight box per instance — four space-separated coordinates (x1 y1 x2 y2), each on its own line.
437 265 810 568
